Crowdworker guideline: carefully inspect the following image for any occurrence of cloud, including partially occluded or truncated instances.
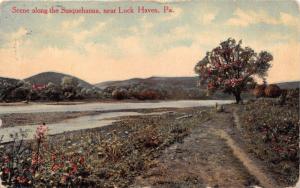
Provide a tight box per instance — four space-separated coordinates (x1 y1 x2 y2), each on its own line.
148 25 192 50
1 27 32 60
62 16 85 30
10 27 29 40
279 12 300 29
71 22 107 44
137 16 154 34
226 8 277 27
114 36 146 57
226 8 300 29
200 12 217 24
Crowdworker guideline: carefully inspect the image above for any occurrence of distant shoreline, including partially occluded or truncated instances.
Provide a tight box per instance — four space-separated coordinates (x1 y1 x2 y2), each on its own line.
0 98 221 106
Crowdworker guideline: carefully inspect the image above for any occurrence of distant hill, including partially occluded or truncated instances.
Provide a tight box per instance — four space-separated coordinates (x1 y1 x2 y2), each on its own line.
25 72 97 90
276 81 300 89
95 76 199 89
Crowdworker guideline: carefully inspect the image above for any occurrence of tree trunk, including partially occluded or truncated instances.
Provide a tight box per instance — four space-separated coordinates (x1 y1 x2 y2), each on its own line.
234 92 242 104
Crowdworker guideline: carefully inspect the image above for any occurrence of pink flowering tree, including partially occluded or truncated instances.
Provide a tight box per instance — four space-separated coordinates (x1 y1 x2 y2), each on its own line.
194 38 273 103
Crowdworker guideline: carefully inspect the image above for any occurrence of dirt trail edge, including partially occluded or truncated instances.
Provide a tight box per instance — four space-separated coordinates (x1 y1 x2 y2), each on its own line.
214 129 277 188
132 108 280 187
230 109 278 188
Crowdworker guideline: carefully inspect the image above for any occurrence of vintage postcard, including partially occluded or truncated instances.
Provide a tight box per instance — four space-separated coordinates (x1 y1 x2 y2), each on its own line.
0 0 299 187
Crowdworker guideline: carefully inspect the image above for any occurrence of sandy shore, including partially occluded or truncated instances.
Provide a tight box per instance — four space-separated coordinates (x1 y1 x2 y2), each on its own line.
0 111 100 127
0 99 161 107
0 107 177 128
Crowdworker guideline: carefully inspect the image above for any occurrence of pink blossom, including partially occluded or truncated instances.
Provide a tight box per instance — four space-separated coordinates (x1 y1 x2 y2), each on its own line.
51 164 60 172
3 167 10 174
35 124 48 140
79 156 85 165
207 83 215 90
215 63 221 68
31 153 42 165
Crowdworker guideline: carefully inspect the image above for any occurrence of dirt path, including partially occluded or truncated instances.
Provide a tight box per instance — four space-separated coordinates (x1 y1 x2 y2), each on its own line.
215 129 277 188
132 109 278 188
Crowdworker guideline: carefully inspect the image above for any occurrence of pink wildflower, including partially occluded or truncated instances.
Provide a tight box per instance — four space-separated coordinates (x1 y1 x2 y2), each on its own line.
3 167 10 174
51 164 60 172
35 123 48 140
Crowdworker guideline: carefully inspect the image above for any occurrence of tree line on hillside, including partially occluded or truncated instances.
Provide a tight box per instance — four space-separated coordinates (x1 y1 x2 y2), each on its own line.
0 77 101 102
0 76 212 102
104 83 209 100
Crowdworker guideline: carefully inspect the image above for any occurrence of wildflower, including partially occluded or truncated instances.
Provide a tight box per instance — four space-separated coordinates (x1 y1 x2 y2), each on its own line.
3 155 10 163
3 167 10 174
79 156 85 165
51 164 60 172
207 82 215 90
35 123 48 140
16 176 27 184
31 153 42 165
70 163 78 174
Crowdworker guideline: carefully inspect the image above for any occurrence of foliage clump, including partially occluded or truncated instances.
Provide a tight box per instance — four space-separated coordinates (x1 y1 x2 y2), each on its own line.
264 84 281 98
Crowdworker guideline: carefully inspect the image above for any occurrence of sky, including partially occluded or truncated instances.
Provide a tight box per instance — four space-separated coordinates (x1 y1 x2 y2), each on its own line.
0 0 299 84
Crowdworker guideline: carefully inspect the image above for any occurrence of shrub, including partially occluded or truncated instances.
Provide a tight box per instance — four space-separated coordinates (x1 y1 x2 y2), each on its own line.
102 133 124 162
253 85 266 98
135 127 162 148
265 84 281 98
112 88 128 100
135 89 159 100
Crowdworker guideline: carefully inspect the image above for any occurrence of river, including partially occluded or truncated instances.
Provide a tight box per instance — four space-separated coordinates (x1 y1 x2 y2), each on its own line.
0 100 233 142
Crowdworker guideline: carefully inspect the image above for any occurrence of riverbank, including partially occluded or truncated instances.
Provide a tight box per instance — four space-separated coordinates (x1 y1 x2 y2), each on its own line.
0 99 178 107
0 111 100 128
0 108 179 128
0 100 234 115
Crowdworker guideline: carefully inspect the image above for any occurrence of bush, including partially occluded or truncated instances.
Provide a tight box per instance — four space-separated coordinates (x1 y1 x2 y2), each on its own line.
135 127 162 148
265 84 281 98
135 89 159 100
253 84 266 98
112 89 128 100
